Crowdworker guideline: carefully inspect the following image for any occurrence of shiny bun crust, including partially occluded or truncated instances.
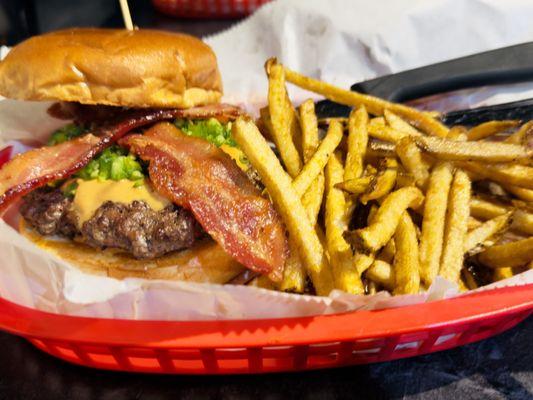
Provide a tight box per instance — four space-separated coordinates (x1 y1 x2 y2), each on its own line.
20 219 243 283
0 28 222 108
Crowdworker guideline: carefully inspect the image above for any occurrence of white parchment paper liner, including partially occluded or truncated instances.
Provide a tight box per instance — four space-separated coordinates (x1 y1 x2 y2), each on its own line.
0 0 532 320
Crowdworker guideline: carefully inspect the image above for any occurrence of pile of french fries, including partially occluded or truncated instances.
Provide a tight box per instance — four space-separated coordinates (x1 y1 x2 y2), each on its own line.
232 58 533 296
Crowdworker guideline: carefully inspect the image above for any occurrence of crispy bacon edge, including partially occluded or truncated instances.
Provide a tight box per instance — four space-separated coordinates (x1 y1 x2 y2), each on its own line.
0 104 242 214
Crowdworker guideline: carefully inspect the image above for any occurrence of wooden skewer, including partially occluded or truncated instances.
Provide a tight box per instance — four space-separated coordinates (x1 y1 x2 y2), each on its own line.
119 0 134 31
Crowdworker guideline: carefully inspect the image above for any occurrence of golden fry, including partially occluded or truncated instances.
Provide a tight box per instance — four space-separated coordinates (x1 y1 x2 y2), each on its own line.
393 212 420 295
279 238 306 293
350 186 424 252
325 152 364 294
513 209 533 236
367 123 408 143
468 217 483 230
458 162 533 190
336 176 372 195
439 170 471 283
395 137 429 188
366 259 394 290
282 64 449 137
232 118 334 295
493 267 514 281
267 63 302 177
470 197 509 220
378 239 396 264
360 158 398 204
502 184 533 202
354 253 375 275
505 120 533 144
467 120 520 141
447 126 468 140
462 269 478 289
477 237 533 269
419 163 454 287
292 120 343 197
414 136 532 163
464 212 513 253
384 109 422 136
299 99 325 227
345 106 368 181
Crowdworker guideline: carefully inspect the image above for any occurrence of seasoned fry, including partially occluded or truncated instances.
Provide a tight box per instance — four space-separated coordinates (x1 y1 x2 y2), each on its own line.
513 209 533 236
336 176 372 195
413 136 532 163
505 120 533 144
384 109 421 137
282 64 449 137
470 197 509 220
447 126 468 140
393 212 420 295
439 170 471 283
292 120 343 197
502 184 533 202
467 120 520 141
325 152 364 294
345 106 368 181
464 212 513 253
267 63 302 177
279 238 306 293
477 237 533 269
395 137 429 188
366 259 394 289
458 162 533 190
349 186 424 252
360 158 398 204
232 118 334 295
419 163 453 286
367 123 408 143
299 99 325 226
354 253 375 275
493 267 514 281
468 217 483 230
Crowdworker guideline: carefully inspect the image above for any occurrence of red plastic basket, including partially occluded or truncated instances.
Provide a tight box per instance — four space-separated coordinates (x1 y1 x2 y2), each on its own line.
152 0 271 18
0 284 531 374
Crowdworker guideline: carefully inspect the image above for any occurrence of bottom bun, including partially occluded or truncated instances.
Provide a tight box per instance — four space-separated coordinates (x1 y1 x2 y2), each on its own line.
19 219 244 283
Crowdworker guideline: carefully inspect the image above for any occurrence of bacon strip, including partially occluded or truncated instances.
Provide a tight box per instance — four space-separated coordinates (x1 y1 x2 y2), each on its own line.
120 123 287 280
0 105 242 214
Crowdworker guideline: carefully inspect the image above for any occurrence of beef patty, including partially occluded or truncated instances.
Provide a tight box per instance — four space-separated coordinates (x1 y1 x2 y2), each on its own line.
20 188 204 259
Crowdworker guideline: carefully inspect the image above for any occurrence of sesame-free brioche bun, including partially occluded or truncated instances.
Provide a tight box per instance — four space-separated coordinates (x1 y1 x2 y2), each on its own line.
20 219 244 283
0 28 223 109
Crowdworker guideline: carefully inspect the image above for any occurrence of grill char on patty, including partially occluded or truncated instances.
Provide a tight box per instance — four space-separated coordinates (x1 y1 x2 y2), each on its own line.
20 188 204 259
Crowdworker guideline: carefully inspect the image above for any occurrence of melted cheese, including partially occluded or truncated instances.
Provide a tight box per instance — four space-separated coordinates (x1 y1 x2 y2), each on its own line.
220 144 249 171
73 179 170 226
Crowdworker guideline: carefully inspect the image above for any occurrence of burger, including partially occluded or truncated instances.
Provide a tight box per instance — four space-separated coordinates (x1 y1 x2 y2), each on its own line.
0 29 287 284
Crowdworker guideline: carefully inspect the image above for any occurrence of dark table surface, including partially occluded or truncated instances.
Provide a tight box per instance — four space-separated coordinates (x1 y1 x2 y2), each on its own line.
0 1 531 399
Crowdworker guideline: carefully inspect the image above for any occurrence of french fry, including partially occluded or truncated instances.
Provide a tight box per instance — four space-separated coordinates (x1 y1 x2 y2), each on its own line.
470 197 533 234
367 280 378 295
413 136 532 163
378 239 396 264
419 163 454 286
468 217 483 230
447 126 468 140
467 120 520 141
232 118 334 295
502 184 533 202
384 109 421 137
393 212 420 295
349 186 424 252
282 64 449 137
457 162 533 190
336 176 372 195
367 123 408 143
249 275 277 290
464 212 513 253
366 259 394 290
344 106 368 181
299 99 325 226
462 269 478 289
439 170 471 283
360 158 398 204
493 267 514 281
395 137 429 188
477 237 533 268
505 120 533 144
325 151 364 294
279 238 306 293
267 63 302 177
354 253 375 275
292 119 343 197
